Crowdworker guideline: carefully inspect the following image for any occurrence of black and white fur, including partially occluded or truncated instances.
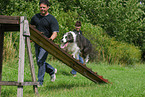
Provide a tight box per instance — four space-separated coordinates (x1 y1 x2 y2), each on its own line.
61 31 92 64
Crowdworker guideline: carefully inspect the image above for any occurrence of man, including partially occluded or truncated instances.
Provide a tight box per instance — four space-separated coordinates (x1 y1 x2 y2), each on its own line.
70 21 84 77
30 0 59 87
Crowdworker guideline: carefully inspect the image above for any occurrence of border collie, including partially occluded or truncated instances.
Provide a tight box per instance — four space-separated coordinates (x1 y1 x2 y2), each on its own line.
61 31 92 64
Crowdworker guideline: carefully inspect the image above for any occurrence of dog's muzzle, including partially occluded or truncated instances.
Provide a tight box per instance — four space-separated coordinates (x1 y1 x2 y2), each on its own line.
60 42 68 49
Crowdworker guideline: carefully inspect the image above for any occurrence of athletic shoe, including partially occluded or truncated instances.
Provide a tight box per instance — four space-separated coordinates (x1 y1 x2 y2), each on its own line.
37 84 43 87
50 68 57 82
73 74 76 77
70 71 76 77
54 68 57 74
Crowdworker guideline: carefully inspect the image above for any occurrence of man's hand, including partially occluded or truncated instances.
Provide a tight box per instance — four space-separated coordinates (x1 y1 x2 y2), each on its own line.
49 38 53 41
49 32 57 40
30 39 33 43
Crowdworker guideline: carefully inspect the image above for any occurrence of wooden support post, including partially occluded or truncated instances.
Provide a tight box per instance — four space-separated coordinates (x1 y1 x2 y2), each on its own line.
26 38 39 95
17 16 25 97
24 18 38 95
0 24 4 96
0 15 39 96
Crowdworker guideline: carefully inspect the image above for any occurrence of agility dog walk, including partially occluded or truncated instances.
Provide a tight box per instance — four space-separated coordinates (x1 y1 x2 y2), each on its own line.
30 25 110 83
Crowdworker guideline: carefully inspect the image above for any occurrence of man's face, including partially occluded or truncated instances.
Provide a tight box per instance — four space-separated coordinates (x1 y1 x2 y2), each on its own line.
39 3 49 16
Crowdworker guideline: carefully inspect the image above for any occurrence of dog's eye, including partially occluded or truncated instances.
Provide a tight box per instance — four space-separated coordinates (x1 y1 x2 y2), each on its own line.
67 35 70 39
68 34 71 38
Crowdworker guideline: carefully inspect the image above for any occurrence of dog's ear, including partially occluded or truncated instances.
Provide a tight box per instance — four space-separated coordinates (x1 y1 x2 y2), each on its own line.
67 33 73 42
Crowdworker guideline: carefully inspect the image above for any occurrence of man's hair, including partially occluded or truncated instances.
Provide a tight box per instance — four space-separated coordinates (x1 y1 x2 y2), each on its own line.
75 21 81 26
39 0 49 6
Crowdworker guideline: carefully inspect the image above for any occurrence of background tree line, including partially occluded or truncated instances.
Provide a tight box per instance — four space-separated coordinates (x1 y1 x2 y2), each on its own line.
0 0 144 65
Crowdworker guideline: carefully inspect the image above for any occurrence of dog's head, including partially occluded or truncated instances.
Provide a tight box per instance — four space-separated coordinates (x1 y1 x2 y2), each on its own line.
61 32 74 43
61 31 74 43
61 31 75 49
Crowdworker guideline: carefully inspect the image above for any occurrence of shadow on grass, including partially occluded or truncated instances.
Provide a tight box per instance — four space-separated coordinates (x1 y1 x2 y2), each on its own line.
61 71 72 76
47 83 80 90
45 81 99 91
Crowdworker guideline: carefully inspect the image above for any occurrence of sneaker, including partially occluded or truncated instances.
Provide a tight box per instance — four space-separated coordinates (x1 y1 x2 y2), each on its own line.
50 68 57 82
73 74 76 77
37 84 43 87
70 71 76 77
54 68 57 74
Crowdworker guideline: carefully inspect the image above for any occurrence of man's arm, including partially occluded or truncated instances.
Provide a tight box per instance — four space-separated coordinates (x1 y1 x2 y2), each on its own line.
49 32 57 40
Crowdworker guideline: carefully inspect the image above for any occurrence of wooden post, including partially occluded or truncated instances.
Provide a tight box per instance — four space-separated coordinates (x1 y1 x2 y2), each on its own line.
0 24 4 96
0 15 39 96
17 16 25 97
24 18 38 95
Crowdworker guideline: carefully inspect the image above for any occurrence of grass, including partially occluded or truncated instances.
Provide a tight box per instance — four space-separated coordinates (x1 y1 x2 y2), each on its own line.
1 59 145 97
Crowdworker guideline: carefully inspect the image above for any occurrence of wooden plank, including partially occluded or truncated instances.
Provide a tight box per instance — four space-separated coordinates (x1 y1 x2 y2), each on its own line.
0 81 19 86
26 37 39 94
0 81 39 86
17 16 25 97
0 15 20 24
0 19 19 24
0 15 19 20
20 82 39 86
25 19 38 94
0 24 4 96
29 25 109 83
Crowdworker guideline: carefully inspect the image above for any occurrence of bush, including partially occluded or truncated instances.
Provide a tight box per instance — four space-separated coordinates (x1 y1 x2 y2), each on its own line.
0 0 39 21
79 0 144 60
1 0 142 65
82 23 141 65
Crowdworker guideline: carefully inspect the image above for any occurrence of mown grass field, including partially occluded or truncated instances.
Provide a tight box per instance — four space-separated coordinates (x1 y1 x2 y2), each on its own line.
1 60 145 97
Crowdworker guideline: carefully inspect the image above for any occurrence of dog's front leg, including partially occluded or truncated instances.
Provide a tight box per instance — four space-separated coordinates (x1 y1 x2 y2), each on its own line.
72 51 79 61
75 53 80 62
71 53 75 58
84 54 89 64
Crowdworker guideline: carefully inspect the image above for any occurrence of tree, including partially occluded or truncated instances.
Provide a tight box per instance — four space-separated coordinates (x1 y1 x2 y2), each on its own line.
79 0 145 60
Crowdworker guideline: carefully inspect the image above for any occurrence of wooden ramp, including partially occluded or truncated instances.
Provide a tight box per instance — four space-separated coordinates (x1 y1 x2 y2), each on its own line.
30 25 110 84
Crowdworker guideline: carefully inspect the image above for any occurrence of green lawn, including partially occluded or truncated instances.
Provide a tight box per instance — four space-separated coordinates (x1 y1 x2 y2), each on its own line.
1 60 145 97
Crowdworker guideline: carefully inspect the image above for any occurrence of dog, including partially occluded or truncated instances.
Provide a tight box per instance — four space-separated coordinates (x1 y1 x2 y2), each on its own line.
61 31 92 64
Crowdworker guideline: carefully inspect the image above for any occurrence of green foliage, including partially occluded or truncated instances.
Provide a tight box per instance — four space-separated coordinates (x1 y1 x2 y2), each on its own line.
48 0 81 44
80 0 143 41
82 23 141 65
0 0 9 15
57 0 81 12
79 0 145 58
1 0 143 65
0 0 39 21
54 10 80 44
3 32 19 63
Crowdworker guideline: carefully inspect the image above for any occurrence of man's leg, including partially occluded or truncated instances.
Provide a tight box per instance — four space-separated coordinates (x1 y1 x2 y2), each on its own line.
45 62 55 75
45 62 57 82
70 54 84 76
79 55 84 64
35 44 48 85
37 46 56 82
